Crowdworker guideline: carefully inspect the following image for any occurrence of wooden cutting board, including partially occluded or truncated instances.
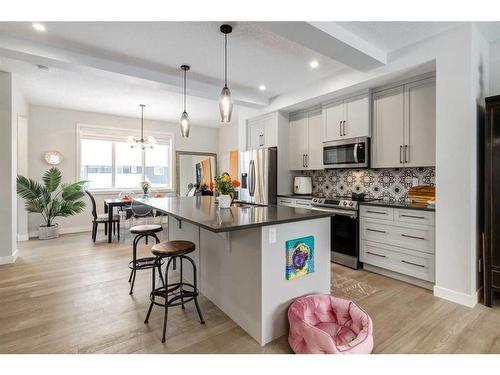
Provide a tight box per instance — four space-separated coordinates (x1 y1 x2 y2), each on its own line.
408 185 435 203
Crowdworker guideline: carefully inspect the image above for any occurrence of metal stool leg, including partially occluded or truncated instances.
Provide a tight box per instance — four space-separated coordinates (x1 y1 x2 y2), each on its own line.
184 255 205 324
179 256 185 309
161 256 174 343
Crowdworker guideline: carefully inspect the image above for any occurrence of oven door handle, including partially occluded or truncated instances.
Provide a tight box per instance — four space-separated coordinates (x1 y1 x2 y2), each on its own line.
353 143 359 163
310 206 357 219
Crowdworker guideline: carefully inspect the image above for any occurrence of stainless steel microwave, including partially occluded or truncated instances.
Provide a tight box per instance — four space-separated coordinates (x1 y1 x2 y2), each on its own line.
323 137 370 169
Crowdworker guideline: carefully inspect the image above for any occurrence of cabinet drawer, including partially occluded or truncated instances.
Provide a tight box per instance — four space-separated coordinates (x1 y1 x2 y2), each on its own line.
360 217 435 254
295 199 312 209
360 240 435 282
394 209 434 226
277 197 295 207
360 205 394 220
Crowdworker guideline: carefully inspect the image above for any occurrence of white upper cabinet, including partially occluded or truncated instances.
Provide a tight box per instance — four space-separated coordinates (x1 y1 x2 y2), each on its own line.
404 78 436 167
307 109 324 170
372 76 436 168
288 114 308 170
247 113 279 149
324 101 344 141
372 86 405 168
323 93 370 142
288 108 324 170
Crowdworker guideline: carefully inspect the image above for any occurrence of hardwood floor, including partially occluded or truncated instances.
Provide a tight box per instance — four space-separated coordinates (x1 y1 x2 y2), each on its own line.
1 231 499 354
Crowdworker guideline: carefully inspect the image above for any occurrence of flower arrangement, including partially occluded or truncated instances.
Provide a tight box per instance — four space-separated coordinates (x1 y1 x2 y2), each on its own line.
213 173 240 195
213 173 240 208
140 180 151 195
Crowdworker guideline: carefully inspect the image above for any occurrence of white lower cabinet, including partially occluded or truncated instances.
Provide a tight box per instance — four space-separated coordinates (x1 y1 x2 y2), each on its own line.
360 205 435 283
277 197 312 208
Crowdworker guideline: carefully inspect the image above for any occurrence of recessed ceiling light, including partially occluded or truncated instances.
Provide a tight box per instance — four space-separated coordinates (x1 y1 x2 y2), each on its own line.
309 60 319 69
32 23 46 32
259 85 266 91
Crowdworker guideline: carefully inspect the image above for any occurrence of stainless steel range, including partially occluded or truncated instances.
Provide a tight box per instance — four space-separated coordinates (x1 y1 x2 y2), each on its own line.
311 195 370 269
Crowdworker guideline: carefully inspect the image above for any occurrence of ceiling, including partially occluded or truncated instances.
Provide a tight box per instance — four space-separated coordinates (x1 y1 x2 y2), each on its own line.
0 21 499 127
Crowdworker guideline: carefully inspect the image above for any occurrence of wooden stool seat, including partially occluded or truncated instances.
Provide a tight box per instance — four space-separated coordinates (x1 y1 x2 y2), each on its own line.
130 224 163 234
151 240 196 257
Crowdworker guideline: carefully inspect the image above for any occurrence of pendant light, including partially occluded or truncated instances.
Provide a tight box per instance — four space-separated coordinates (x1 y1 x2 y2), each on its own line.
180 64 191 138
219 24 233 124
127 104 156 149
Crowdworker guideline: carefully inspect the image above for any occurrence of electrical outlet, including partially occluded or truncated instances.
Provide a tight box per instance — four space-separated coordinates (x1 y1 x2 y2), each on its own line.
412 177 419 186
269 228 277 244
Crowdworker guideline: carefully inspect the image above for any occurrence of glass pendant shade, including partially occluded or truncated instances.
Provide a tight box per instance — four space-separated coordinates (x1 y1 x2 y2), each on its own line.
180 110 190 138
219 85 233 124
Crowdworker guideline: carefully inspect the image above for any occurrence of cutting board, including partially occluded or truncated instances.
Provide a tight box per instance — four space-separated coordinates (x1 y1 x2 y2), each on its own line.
408 185 435 203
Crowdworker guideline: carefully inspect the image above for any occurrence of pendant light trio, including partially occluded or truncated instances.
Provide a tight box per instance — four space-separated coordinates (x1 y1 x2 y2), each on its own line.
178 24 233 138
129 24 234 143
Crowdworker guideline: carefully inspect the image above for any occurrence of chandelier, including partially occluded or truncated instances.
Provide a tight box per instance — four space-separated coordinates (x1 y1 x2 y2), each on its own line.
127 104 156 149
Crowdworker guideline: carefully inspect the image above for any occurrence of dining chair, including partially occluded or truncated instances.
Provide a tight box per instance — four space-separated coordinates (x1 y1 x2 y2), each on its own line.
85 190 121 242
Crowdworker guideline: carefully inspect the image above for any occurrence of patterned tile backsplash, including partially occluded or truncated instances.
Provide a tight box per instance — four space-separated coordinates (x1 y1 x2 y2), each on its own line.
302 167 435 202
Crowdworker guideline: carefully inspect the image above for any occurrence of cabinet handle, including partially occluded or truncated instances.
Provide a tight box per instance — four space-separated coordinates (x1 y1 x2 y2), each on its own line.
401 214 426 219
404 145 408 163
366 210 386 215
367 228 387 234
401 234 426 240
343 120 346 136
306 154 309 168
401 260 426 268
281 199 292 204
400 145 403 164
302 154 306 168
339 121 342 137
367 251 386 258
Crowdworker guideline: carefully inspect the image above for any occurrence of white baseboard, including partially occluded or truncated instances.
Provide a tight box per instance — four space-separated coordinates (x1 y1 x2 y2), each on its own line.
29 225 92 238
0 249 18 265
433 285 478 308
17 234 29 242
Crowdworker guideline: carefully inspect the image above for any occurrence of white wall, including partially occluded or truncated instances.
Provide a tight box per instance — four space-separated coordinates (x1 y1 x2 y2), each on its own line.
489 39 500 95
27 105 219 235
242 24 489 307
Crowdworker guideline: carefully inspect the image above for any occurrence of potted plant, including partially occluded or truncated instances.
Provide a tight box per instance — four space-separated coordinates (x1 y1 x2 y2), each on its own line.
213 173 240 209
16 167 87 239
140 180 151 197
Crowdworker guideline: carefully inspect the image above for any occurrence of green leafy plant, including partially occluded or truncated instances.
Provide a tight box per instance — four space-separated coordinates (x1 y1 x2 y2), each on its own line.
16 167 87 227
140 180 151 194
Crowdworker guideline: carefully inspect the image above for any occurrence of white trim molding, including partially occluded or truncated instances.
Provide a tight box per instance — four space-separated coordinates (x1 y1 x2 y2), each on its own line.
29 225 92 239
17 234 29 242
0 249 18 265
433 285 478 308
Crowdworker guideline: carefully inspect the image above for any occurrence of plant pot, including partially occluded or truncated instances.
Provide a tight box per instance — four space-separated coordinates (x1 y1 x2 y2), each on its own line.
219 194 232 209
39 224 59 240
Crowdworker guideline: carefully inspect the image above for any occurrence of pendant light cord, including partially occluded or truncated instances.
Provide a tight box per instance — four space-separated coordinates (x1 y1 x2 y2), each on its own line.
224 33 228 86
140 105 144 141
184 69 187 112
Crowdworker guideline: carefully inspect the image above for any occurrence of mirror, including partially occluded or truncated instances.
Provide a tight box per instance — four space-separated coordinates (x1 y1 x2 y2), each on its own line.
176 151 217 197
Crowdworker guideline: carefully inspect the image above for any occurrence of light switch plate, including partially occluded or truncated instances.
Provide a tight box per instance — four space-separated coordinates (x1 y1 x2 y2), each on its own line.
269 228 277 244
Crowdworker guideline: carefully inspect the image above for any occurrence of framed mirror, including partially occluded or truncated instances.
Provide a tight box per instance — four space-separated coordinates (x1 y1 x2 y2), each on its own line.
176 151 218 197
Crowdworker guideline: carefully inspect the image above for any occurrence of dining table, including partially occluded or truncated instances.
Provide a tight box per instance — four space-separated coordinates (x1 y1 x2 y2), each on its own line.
103 198 131 243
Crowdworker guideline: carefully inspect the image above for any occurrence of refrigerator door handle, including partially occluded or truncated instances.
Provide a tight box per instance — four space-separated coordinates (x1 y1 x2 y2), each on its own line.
249 160 256 197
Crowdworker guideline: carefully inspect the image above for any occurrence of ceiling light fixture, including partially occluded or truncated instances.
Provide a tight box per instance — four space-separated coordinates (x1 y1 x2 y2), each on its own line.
127 104 156 149
32 23 46 32
309 60 319 69
180 64 191 138
219 24 233 124
259 85 266 91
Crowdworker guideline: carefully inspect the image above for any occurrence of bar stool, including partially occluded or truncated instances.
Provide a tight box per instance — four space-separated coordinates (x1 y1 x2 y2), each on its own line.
128 224 164 295
144 240 205 343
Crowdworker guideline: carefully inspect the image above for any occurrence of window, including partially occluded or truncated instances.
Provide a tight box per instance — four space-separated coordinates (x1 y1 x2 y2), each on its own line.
78 124 173 191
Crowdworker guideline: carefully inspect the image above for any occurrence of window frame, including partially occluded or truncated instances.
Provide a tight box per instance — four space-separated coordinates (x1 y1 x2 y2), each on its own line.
76 123 175 194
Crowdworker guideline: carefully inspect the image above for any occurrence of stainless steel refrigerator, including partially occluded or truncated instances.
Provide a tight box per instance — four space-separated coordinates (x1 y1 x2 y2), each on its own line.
239 147 277 205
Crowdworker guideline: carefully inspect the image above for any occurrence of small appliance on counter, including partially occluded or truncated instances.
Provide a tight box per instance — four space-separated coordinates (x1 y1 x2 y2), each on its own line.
293 176 312 195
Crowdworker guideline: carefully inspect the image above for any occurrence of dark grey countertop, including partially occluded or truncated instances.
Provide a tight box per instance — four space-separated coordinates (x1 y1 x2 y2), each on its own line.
359 199 435 212
135 196 332 233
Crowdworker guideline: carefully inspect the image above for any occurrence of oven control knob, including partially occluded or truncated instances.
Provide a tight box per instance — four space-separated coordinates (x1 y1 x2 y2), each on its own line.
343 201 347 206
349 202 353 206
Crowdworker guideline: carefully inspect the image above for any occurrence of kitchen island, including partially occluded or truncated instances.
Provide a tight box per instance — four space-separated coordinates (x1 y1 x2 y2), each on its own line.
135 196 332 345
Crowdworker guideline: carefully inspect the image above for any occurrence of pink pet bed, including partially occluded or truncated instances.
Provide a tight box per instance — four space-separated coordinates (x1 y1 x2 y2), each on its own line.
288 294 373 354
